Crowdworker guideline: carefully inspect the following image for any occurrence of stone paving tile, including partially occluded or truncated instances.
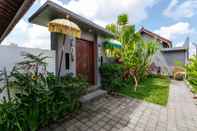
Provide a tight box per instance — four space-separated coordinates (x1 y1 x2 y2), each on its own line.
42 80 197 131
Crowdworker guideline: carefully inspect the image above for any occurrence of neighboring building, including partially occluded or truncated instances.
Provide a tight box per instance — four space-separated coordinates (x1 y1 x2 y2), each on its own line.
160 47 188 75
139 27 172 48
29 1 113 86
140 27 189 76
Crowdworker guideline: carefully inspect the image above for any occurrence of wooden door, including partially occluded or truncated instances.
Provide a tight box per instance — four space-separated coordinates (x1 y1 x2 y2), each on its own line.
76 39 95 84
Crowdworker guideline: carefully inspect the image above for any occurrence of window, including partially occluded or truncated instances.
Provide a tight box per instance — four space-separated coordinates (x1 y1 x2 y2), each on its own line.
100 56 103 65
65 53 70 70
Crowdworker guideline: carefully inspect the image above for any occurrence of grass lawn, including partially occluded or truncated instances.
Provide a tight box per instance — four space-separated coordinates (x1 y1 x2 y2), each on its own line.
119 76 170 106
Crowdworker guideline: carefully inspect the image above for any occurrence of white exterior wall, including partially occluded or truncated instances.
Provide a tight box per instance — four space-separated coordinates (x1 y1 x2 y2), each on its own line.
0 45 56 101
51 31 107 87
0 45 56 73
52 31 95 78
81 31 95 42
97 35 105 87
56 34 76 77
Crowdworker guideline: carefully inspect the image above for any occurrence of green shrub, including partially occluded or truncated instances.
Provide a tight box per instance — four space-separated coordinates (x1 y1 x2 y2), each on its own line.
0 102 24 131
46 75 88 121
0 53 88 131
100 64 125 92
186 56 197 85
148 74 168 79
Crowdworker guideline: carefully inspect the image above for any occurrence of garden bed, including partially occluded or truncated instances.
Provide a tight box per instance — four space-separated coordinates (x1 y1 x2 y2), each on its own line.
188 81 197 94
185 80 197 99
0 53 88 131
118 76 170 106
100 64 170 106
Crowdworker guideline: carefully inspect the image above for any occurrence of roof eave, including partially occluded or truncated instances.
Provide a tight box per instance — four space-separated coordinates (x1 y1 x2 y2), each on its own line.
161 48 188 52
139 27 172 48
0 0 35 44
29 1 114 37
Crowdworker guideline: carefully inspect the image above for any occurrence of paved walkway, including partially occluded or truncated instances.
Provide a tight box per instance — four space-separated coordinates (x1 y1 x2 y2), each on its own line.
43 80 197 131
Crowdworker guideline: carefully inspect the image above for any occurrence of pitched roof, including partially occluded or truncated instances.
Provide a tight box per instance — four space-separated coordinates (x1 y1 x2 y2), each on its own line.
139 27 172 48
0 0 35 43
29 1 114 37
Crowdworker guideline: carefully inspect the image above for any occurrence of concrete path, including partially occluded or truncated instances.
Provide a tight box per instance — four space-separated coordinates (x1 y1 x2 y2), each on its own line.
42 80 197 131
166 80 197 131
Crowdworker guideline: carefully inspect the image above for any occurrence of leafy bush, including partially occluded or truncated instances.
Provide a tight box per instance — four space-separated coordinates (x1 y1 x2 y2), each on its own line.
0 102 24 130
100 64 125 92
0 53 88 131
106 14 159 91
186 56 197 92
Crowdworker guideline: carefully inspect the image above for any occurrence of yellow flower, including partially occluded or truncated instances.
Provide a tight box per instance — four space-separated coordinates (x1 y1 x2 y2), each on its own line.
31 75 38 81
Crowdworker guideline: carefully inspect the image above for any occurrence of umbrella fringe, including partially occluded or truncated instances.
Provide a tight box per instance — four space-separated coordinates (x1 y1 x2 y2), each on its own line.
48 23 81 38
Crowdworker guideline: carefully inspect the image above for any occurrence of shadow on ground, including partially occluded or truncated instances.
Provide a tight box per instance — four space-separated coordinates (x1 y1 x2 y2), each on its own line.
40 95 144 131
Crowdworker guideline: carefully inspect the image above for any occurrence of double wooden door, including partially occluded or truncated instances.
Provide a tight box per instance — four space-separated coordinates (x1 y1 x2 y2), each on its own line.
76 39 95 85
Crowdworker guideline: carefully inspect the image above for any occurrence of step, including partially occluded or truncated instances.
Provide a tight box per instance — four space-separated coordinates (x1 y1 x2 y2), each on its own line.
87 86 99 93
80 89 107 104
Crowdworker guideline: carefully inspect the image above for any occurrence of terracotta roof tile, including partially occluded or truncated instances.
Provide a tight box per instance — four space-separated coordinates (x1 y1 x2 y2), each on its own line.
139 27 172 48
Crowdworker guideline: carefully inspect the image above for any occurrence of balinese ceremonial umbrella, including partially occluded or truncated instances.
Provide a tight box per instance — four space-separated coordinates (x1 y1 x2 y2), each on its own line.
48 18 81 77
103 39 122 49
48 19 81 38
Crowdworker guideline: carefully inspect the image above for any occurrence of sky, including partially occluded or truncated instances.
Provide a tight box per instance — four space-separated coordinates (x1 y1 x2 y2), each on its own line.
2 0 197 55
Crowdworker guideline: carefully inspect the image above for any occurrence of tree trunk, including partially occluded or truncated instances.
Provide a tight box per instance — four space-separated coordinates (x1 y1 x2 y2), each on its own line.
133 75 138 92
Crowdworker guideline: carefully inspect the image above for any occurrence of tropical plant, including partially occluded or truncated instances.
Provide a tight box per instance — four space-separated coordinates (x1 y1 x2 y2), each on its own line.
106 23 117 34
118 14 128 25
186 56 197 85
0 68 12 102
0 52 88 131
0 101 24 131
17 52 48 77
105 15 132 58
105 14 159 91
120 30 159 90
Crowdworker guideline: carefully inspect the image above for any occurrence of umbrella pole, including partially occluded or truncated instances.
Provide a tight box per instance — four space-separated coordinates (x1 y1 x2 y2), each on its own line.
58 35 66 78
